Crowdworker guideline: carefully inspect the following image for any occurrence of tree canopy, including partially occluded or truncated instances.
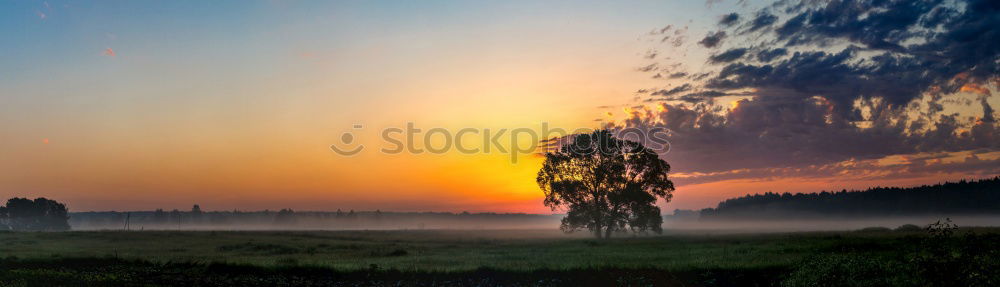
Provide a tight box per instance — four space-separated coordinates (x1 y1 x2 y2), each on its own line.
700 177 1000 220
0 197 70 231
537 130 674 238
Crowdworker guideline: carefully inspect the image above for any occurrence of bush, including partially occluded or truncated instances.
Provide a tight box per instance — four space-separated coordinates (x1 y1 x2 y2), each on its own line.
782 255 915 287
911 223 1000 287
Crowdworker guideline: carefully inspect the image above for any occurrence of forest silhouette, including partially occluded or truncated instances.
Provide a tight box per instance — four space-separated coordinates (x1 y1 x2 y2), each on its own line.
700 177 1000 220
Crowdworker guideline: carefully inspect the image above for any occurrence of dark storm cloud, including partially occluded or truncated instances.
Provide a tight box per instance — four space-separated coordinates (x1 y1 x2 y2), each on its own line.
773 0 944 51
698 31 727 48
622 0 1000 181
708 48 747 63
705 0 1000 114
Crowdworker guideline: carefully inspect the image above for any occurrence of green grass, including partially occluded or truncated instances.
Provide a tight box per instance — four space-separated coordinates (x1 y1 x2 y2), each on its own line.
0 228 997 286
0 229 931 271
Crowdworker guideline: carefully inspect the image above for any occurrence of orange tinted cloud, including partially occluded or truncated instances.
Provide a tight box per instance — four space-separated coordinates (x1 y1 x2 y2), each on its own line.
960 82 991 95
103 48 115 57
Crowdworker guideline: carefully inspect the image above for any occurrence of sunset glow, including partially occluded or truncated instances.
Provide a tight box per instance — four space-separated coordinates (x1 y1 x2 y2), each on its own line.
1 0 997 214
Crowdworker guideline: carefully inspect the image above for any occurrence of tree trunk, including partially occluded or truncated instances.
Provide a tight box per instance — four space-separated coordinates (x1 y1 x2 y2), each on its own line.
604 226 613 239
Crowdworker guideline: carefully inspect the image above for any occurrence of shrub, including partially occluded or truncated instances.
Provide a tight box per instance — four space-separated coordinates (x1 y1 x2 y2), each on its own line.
912 221 1000 286
782 255 915 287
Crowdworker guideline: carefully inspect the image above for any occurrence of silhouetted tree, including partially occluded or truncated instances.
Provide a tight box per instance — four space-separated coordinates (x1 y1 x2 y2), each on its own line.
169 209 182 226
152 209 167 224
537 130 674 238
274 208 296 225
2 197 70 231
190 204 203 224
0 205 8 230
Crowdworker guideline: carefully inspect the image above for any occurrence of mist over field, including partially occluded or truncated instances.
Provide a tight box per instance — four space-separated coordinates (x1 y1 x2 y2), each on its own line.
663 216 1000 233
67 210 1000 234
68 211 563 231
67 178 1000 232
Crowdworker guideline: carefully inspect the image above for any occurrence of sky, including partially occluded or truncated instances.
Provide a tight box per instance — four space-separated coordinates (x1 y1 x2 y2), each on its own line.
1 0 998 213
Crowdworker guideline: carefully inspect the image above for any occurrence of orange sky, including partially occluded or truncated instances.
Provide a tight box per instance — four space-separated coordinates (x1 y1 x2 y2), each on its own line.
1 1 996 213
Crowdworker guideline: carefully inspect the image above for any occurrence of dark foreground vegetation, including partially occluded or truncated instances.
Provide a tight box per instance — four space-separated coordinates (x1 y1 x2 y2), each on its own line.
0 258 786 287
1 224 997 286
700 177 1000 220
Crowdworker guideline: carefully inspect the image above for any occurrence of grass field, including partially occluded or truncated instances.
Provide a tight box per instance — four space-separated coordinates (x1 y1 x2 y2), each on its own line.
1 228 998 286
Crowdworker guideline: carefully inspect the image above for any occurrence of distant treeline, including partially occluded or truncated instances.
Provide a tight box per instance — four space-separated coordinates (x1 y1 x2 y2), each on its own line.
69 206 561 230
699 177 1000 220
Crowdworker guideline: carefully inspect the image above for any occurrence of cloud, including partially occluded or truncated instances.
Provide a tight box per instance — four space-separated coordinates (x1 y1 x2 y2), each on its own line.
670 151 1000 185
650 84 693 97
755 48 786 62
644 50 658 59
636 63 658 72
617 0 1000 182
698 31 726 48
668 72 688 79
746 11 777 32
706 0 725 8
707 48 747 63
103 48 115 57
719 13 740 27
615 98 998 176
650 25 673 35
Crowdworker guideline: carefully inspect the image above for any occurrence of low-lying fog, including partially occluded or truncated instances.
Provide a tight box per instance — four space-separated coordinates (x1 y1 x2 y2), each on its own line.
68 211 1000 233
662 216 1000 233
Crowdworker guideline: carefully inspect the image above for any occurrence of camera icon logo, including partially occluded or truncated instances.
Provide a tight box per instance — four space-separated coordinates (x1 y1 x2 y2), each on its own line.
330 124 365 156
